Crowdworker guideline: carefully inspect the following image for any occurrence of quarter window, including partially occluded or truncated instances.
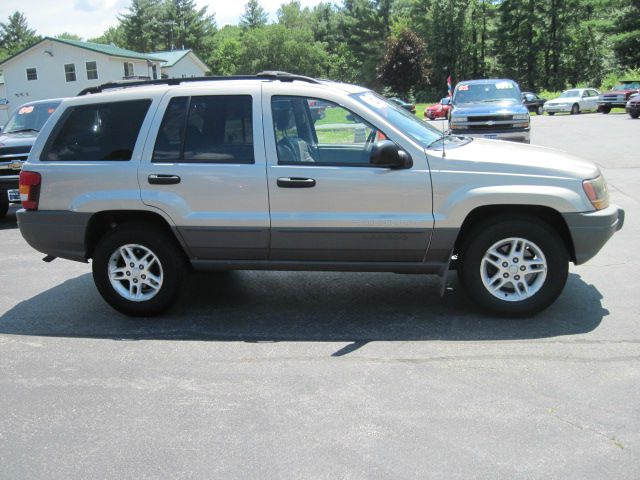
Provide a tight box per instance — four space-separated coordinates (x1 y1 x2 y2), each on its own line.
86 61 98 80
153 95 254 164
272 96 383 166
26 68 38 81
64 64 76 82
43 100 151 161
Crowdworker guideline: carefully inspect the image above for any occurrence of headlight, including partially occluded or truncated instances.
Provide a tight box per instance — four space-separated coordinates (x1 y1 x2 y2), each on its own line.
582 175 609 210
513 113 529 120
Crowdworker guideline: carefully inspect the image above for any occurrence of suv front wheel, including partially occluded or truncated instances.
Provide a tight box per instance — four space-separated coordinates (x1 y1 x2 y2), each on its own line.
458 218 569 317
92 224 187 316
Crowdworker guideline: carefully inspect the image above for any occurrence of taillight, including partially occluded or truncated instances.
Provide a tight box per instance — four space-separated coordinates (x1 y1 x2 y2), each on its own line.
19 171 41 210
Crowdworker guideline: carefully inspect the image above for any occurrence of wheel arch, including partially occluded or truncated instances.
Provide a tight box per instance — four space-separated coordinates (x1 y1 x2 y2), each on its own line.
453 204 576 263
85 209 191 260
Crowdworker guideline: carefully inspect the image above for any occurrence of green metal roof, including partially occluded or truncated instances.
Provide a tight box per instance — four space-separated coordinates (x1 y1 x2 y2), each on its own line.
0 37 163 67
149 50 191 67
49 37 163 61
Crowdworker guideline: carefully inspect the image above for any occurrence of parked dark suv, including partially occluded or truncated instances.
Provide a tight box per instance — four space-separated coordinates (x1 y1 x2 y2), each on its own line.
0 99 62 218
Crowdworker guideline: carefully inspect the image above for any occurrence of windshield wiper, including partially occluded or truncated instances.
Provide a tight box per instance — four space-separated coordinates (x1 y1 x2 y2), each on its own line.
6 128 39 134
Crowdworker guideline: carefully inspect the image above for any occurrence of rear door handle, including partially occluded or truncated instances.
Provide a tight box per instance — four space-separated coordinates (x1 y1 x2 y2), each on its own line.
277 177 316 188
148 174 181 185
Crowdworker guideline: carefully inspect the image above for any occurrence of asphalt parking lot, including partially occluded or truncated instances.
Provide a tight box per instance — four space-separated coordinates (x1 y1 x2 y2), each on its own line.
1 112 638 479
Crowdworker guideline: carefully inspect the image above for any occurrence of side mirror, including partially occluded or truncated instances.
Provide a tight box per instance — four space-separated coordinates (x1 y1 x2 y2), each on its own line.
441 98 450 105
370 140 412 169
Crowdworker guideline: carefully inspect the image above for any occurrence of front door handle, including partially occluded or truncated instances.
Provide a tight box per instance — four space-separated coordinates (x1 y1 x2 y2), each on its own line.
148 174 181 185
277 177 316 188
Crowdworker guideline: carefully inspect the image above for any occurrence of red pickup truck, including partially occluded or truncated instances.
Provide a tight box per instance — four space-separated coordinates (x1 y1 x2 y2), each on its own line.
597 80 640 113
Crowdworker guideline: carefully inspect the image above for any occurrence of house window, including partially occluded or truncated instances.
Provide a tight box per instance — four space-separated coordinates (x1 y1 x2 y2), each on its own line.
26 68 38 81
152 64 158 80
124 62 134 78
64 63 76 82
86 61 98 80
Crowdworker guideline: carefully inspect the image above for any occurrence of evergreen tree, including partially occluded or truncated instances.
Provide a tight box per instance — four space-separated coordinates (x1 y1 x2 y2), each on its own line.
240 0 269 30
164 0 216 56
119 0 164 52
0 11 40 57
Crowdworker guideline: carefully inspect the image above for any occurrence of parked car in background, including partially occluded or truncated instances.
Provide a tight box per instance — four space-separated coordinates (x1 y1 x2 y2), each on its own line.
449 78 530 143
388 97 416 113
521 91 546 115
543 88 600 115
308 98 328 121
597 80 640 114
626 93 640 119
424 97 451 120
0 98 62 218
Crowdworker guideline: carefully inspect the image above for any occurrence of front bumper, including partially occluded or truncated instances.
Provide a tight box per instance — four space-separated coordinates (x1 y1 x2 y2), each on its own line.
450 127 530 143
597 101 627 108
544 104 572 113
562 205 625 265
0 174 19 190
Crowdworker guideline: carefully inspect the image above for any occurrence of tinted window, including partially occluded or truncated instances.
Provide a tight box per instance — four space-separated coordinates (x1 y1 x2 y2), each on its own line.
153 97 188 162
44 100 151 161
153 95 254 164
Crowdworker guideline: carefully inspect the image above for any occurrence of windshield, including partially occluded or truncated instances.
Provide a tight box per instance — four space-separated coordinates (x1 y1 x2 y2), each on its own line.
613 82 640 90
453 81 521 104
4 101 60 134
352 91 442 148
560 90 580 98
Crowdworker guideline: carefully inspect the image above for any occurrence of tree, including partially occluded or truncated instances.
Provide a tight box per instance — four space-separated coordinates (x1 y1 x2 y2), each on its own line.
240 0 268 30
56 32 83 41
0 11 40 57
377 29 429 97
164 0 216 56
88 25 126 46
277 1 312 29
119 0 165 52
608 0 640 69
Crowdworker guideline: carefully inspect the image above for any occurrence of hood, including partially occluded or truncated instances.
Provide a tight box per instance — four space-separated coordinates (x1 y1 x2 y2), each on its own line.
441 138 599 180
451 100 528 116
0 131 38 149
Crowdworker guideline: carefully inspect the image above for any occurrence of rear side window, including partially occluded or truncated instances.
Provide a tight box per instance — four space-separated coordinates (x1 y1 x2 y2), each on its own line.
153 95 254 164
43 100 151 161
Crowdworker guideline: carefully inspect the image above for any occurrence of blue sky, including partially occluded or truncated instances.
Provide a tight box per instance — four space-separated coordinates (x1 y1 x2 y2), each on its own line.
0 0 331 40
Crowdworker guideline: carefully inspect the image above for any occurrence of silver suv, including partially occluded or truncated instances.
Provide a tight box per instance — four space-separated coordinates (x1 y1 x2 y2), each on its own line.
17 72 624 317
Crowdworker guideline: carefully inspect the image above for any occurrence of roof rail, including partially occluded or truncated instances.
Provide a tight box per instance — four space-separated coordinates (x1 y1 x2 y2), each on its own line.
77 71 320 96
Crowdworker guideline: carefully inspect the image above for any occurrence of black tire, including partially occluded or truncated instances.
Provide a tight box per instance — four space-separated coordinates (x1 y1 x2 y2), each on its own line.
92 224 187 316
630 110 639 119
571 103 580 115
537 105 544 115
600 106 611 114
457 217 569 317
547 112 555 116
0 193 8 219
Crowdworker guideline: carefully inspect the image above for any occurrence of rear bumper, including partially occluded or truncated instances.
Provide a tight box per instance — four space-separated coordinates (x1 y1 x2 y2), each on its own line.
562 205 625 265
17 209 91 262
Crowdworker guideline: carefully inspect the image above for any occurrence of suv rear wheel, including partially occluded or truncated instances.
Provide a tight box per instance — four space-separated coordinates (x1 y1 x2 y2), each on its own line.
458 218 568 317
92 224 187 316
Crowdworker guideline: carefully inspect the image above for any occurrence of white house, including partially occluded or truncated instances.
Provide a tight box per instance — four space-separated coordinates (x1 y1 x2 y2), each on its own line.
149 49 209 78
0 73 7 124
0 37 164 121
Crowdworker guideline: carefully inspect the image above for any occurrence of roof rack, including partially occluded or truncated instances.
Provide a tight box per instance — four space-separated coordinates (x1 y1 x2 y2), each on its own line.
77 71 320 96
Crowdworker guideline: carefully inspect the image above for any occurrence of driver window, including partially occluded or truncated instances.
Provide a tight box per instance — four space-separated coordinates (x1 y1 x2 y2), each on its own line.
272 95 384 166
